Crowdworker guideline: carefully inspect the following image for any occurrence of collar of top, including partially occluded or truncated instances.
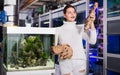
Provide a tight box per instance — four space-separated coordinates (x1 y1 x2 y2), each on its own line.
62 21 77 30
63 21 76 25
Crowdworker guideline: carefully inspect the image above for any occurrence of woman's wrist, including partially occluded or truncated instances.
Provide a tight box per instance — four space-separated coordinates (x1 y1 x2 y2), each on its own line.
90 22 96 30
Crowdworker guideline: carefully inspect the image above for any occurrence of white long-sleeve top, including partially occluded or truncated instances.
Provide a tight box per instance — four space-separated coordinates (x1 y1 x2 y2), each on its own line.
57 21 97 60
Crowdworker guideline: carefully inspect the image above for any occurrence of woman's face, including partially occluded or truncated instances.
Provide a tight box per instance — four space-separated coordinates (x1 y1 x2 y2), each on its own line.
64 7 76 22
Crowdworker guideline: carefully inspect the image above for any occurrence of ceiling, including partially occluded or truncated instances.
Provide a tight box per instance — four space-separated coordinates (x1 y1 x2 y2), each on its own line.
19 0 57 10
19 0 80 11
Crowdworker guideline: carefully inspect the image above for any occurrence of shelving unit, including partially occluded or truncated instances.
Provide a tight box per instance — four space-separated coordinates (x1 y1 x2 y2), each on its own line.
89 5 104 75
104 0 120 75
39 0 87 27
98 7 103 58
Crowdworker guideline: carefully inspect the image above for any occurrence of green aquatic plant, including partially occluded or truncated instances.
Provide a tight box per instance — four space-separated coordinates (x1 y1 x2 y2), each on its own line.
10 35 49 68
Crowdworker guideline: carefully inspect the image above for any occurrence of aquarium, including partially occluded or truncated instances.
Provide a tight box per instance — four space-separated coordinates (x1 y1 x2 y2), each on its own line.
89 57 103 75
107 35 120 54
52 17 64 27
41 20 49 27
76 11 86 24
107 70 120 75
107 0 120 17
3 27 57 71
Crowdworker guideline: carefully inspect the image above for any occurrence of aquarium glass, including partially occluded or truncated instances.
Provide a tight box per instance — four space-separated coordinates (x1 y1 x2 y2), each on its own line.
107 0 120 17
52 17 64 27
107 70 120 75
41 20 49 27
107 35 120 54
3 34 55 71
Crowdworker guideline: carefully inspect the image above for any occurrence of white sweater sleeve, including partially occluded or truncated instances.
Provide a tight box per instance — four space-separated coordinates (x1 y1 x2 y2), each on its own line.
82 29 97 44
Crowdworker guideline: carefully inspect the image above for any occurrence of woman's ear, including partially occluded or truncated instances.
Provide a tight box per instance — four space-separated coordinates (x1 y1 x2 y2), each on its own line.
64 14 67 21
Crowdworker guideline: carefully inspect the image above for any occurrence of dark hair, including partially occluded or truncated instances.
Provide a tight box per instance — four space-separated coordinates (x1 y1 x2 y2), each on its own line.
63 4 76 21
63 4 76 14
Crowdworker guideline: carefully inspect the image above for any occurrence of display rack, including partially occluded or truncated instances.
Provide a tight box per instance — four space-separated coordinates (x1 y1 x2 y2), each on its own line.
104 0 120 75
39 0 87 27
98 7 103 58
88 4 104 74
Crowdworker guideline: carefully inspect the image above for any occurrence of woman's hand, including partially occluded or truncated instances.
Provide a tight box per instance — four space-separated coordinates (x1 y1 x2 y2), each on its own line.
84 2 98 31
89 11 96 30
51 44 73 60
89 11 96 22
84 12 96 31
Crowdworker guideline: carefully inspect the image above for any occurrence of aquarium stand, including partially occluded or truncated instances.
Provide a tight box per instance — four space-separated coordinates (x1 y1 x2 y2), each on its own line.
3 68 55 75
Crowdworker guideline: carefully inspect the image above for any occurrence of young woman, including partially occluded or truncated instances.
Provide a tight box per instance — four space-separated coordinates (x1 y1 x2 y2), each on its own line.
56 4 97 75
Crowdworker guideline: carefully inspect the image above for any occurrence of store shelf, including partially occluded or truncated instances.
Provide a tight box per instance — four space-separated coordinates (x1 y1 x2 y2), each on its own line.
107 53 120 58
107 16 120 21
90 56 104 60
4 27 57 34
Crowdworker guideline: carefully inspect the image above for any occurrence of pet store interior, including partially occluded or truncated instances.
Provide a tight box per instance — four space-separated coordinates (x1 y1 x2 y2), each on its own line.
0 0 120 75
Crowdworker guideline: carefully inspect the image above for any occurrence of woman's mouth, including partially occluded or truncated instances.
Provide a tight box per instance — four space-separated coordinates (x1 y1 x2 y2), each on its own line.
71 16 75 19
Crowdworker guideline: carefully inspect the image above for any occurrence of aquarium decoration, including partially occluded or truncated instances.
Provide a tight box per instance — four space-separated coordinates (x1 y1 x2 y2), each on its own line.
9 35 49 69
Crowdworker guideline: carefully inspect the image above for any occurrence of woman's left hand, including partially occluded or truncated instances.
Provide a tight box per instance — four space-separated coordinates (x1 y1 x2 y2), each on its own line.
89 11 96 22
90 12 96 30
